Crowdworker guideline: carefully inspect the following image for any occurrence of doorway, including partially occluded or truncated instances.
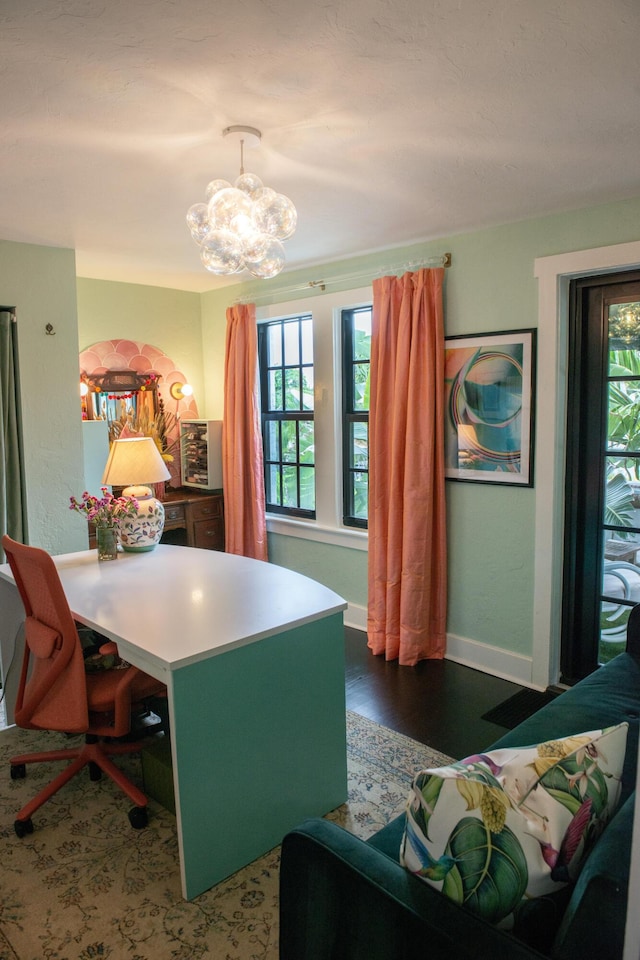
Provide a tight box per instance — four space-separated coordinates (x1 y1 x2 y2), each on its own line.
562 270 640 683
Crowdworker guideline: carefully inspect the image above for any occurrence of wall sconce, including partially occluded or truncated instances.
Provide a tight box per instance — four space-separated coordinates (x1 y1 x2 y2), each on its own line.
80 380 89 397
170 382 193 401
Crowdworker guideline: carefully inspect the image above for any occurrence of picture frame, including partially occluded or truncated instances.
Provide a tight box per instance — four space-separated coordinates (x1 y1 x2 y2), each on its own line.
444 328 536 486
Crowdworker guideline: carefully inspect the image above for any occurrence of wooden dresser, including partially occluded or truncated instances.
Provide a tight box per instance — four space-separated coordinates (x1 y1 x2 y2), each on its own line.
89 488 224 552
162 488 224 551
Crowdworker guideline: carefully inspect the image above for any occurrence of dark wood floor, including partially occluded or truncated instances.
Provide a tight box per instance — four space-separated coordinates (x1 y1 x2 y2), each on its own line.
344 626 524 759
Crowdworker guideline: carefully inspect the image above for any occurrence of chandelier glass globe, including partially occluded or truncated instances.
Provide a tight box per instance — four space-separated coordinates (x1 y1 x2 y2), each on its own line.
186 203 211 244
199 229 245 275
205 178 231 201
244 235 286 279
187 126 296 279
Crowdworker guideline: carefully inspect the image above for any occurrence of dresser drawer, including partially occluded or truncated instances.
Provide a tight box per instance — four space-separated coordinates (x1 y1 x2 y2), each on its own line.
192 518 224 551
163 503 186 528
189 498 222 522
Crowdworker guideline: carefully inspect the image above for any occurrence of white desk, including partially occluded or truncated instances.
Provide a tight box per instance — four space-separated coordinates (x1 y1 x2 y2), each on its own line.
0 545 348 899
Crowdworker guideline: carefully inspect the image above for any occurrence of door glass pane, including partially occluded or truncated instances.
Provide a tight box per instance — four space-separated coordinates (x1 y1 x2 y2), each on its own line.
603 304 640 665
603 460 640 529
564 281 640 680
601 531 637 664
608 302 640 356
607 382 640 455
604 535 640 565
599 598 630 665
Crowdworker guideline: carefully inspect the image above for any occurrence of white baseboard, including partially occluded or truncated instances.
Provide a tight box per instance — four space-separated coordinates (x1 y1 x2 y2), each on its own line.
344 602 367 632
445 632 539 690
343 607 539 691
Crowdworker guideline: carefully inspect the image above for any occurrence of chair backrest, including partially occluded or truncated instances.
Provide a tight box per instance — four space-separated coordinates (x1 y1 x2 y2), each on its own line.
2 536 89 733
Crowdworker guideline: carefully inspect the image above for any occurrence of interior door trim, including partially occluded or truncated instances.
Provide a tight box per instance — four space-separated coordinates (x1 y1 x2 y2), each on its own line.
533 240 640 689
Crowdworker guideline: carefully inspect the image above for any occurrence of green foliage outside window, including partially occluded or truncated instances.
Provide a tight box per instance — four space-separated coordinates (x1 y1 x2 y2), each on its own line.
600 343 640 661
606 349 640 530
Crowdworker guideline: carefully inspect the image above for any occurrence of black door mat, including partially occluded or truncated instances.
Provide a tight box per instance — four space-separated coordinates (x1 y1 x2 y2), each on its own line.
481 688 560 729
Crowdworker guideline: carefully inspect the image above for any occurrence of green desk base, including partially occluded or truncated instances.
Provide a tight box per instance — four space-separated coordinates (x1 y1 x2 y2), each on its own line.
170 612 347 899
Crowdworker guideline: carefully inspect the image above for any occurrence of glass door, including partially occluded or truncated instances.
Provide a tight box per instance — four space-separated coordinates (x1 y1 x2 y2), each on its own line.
562 272 640 683
601 300 640 664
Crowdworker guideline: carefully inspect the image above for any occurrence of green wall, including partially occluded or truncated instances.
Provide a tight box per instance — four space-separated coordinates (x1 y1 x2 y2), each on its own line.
199 195 640 669
268 535 369 608
0 239 85 554
8 194 640 678
76 277 204 403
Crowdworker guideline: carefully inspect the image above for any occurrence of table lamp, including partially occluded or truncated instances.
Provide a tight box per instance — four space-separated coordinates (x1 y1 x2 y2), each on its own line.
102 437 171 552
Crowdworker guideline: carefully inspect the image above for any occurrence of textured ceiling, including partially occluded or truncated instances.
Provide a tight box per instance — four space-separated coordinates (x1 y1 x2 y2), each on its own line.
1 0 639 292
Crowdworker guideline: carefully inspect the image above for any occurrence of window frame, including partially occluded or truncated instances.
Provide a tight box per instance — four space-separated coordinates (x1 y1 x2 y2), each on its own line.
256 286 372 552
341 306 371 529
257 314 315 519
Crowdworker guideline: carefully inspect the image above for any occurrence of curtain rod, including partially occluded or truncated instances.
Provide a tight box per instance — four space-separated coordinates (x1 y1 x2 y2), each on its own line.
234 252 451 306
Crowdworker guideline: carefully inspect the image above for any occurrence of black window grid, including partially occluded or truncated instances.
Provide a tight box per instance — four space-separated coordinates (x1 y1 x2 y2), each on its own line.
342 307 371 529
259 316 315 519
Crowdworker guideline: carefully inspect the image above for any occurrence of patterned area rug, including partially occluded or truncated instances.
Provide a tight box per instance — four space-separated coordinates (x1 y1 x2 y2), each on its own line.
0 712 452 960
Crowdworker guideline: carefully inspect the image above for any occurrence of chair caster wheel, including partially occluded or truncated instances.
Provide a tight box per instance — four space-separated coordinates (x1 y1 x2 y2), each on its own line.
128 806 148 829
10 763 26 780
14 818 33 838
89 761 102 781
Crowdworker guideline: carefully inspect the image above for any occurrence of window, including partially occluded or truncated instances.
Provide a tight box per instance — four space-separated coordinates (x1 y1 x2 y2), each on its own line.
342 306 371 527
256 286 371 550
258 314 315 518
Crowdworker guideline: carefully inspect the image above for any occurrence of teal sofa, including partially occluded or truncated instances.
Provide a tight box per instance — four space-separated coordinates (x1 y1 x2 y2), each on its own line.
280 614 640 960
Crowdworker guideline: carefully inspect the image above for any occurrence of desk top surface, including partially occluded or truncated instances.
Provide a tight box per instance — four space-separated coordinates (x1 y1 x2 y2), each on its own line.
0 545 346 672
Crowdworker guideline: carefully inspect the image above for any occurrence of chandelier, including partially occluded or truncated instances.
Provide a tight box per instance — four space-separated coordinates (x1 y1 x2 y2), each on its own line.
186 125 297 279
609 302 640 350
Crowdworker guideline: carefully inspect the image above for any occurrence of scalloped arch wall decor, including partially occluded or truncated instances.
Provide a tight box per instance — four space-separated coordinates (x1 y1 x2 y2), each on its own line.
79 339 199 487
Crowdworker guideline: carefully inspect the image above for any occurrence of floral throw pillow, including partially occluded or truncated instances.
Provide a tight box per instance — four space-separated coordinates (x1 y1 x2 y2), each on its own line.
400 723 628 927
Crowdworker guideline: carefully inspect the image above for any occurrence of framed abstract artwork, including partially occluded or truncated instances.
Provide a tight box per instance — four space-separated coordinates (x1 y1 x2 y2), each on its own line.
444 328 536 486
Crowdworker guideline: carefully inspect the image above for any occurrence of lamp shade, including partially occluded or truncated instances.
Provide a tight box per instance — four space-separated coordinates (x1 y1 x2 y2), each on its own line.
102 437 170 488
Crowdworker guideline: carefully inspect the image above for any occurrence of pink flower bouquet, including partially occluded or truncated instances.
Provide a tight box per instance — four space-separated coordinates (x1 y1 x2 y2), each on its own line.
70 487 139 527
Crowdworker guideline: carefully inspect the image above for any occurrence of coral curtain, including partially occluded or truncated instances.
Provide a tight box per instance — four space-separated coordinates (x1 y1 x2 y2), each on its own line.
0 311 25 561
222 303 268 561
367 269 447 665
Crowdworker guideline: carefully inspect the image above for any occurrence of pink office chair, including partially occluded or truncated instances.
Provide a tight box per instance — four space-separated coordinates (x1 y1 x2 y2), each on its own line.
2 535 167 836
